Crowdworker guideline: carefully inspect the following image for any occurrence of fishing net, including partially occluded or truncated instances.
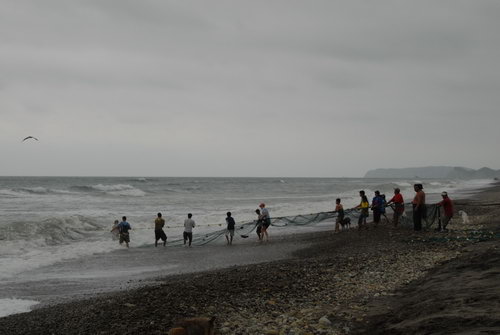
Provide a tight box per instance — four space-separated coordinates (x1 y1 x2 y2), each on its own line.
164 204 447 246
397 203 441 229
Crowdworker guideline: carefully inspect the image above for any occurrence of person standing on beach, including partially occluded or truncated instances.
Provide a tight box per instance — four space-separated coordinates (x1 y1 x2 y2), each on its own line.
259 203 271 242
355 191 370 230
255 209 263 241
225 212 236 245
412 184 426 231
117 216 132 248
154 212 167 247
334 198 344 233
437 192 454 232
183 213 195 247
371 191 384 228
387 188 404 227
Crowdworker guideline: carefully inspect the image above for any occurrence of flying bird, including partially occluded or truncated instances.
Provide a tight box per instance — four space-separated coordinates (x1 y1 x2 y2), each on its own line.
22 136 39 142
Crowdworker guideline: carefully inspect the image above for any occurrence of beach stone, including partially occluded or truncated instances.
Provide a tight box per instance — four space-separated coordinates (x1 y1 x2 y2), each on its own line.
319 315 332 326
220 326 231 334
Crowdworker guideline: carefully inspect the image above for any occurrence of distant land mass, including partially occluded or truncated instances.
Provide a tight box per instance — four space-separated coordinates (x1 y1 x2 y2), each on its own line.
364 166 500 179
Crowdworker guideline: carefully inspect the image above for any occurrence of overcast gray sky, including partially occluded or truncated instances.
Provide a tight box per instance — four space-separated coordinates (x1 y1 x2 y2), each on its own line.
1 0 499 177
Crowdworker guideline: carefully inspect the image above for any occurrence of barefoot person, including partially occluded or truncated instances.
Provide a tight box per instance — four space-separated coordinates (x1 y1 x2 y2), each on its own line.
183 213 195 247
355 191 370 230
437 192 454 231
387 188 404 227
412 184 426 231
117 216 132 248
334 198 344 233
225 212 236 245
255 209 263 241
154 212 167 247
371 191 384 228
259 203 271 242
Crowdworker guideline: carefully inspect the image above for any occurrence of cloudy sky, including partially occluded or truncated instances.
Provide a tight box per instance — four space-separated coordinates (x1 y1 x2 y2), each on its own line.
1 0 499 177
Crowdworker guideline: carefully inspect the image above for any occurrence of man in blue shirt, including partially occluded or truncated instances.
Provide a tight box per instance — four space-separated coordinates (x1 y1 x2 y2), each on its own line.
371 191 384 227
118 216 132 248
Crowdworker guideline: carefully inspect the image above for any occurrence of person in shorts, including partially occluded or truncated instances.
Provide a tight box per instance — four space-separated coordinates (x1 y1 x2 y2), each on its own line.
154 212 167 247
117 216 131 248
225 212 236 245
259 203 271 242
183 213 195 247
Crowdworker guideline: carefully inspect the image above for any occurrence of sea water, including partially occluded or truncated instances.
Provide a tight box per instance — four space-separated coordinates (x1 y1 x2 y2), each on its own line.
0 176 494 316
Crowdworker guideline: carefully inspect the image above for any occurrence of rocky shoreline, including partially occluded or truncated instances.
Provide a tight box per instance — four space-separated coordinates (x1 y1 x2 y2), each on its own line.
0 187 499 334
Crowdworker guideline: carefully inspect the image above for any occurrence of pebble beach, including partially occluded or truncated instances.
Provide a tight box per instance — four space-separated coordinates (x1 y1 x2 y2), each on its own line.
0 185 499 334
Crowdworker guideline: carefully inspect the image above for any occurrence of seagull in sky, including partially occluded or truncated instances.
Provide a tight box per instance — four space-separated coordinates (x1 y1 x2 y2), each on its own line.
22 136 39 142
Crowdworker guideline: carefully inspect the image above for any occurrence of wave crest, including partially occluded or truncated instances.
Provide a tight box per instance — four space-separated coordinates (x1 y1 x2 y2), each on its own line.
0 215 102 246
71 184 146 197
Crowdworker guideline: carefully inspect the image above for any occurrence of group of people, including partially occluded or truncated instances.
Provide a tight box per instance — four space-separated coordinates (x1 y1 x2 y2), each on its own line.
333 184 454 232
111 186 454 249
110 203 271 248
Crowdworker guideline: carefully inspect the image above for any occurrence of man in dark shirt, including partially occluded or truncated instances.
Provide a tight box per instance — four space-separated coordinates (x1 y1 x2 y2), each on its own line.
371 191 384 227
154 212 167 247
225 212 236 245
412 184 426 231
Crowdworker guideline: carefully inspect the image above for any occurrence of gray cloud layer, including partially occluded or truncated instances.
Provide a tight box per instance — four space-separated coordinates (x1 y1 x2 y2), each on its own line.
1 0 499 177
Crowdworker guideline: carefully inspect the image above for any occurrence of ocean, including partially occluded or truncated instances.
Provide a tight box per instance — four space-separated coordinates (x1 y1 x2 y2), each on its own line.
0 176 493 317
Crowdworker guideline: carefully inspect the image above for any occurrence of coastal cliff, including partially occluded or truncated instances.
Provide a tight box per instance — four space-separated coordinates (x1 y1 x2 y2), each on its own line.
364 166 500 179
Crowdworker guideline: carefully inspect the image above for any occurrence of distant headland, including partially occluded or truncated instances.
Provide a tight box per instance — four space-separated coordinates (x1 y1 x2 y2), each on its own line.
364 166 500 179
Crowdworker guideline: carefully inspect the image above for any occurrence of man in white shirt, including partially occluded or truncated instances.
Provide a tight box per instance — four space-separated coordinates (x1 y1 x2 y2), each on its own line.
183 213 196 247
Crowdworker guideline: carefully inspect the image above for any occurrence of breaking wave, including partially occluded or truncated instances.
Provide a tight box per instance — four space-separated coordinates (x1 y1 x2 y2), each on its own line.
70 184 146 197
0 215 102 246
0 187 74 198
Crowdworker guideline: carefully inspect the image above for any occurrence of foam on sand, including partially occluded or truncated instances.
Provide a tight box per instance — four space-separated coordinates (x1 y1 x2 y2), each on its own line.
0 299 40 318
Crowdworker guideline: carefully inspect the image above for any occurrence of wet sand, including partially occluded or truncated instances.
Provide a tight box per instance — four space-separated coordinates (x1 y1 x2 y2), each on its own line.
0 231 322 307
0 185 499 334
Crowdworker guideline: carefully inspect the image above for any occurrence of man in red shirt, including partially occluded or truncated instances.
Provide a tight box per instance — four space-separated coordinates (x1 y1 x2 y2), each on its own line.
437 191 454 231
387 188 404 227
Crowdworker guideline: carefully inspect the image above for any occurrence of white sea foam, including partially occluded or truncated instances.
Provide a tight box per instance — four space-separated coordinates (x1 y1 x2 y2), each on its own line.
395 182 412 187
0 299 40 318
91 184 146 197
0 176 494 283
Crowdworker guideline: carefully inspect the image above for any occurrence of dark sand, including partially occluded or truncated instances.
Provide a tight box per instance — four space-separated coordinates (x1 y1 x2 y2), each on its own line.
0 185 499 334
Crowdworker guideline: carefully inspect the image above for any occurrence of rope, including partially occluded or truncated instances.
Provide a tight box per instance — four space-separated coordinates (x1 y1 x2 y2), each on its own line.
112 202 479 247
